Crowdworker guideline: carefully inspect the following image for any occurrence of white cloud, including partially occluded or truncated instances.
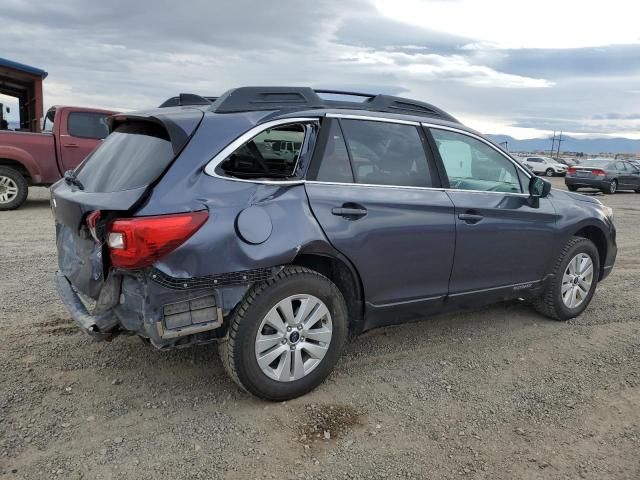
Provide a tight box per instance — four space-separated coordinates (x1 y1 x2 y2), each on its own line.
341 50 553 88
374 0 640 49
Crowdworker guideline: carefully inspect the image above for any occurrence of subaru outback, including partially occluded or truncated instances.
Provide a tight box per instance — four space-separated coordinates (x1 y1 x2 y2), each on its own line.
51 87 617 400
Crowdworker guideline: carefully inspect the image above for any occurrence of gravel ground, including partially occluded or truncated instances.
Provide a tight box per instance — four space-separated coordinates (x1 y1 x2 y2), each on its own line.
1 179 639 479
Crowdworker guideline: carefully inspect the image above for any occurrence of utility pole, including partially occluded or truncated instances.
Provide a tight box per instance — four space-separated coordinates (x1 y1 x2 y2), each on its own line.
549 131 556 156
555 131 564 158
499 141 509 152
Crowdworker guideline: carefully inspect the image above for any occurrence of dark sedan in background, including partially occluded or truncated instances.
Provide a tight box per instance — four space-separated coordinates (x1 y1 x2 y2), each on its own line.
565 159 640 194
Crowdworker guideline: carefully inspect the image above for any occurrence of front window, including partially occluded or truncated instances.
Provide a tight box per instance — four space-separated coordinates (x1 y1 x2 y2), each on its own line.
431 129 523 193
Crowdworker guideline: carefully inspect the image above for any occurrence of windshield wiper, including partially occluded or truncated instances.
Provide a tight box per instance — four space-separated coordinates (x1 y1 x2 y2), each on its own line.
63 170 84 190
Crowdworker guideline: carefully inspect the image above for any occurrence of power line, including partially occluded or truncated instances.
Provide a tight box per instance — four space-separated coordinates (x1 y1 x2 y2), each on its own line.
555 132 564 158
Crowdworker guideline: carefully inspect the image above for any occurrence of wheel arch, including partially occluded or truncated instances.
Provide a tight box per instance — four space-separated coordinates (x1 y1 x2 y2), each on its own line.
573 225 607 280
291 249 365 336
0 157 33 183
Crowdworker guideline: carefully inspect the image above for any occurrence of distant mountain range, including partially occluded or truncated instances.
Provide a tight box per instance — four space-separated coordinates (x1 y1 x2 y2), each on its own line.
488 134 640 155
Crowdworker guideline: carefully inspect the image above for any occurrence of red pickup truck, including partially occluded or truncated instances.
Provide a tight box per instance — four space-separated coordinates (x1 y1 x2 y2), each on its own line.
0 105 116 210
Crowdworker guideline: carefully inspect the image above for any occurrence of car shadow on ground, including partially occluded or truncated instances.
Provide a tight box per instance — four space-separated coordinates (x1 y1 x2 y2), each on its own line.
98 298 545 387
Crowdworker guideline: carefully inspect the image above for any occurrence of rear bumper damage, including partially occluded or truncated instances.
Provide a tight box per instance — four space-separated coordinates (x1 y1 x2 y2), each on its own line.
55 266 281 349
55 271 118 340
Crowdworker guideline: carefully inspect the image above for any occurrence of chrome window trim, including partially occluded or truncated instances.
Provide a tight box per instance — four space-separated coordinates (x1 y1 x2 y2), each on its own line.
305 180 530 197
421 122 533 181
201 113 532 197
326 113 420 126
203 117 319 179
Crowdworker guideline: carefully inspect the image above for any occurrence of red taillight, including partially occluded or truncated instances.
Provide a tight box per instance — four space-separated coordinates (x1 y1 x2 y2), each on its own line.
592 169 606 177
567 167 577 174
107 211 208 269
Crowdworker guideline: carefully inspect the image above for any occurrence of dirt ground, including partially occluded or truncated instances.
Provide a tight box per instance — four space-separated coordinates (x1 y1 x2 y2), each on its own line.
1 179 639 480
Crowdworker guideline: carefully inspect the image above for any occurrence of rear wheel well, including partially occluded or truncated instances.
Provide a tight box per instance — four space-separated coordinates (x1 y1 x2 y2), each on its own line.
574 226 607 279
291 253 364 335
0 159 31 183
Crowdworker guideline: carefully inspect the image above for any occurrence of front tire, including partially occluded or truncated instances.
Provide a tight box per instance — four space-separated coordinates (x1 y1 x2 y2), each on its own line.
219 266 348 401
0 167 28 211
545 168 554 177
533 237 599 321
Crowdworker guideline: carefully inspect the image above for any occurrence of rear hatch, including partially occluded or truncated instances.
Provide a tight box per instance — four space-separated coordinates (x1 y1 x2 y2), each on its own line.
51 108 204 300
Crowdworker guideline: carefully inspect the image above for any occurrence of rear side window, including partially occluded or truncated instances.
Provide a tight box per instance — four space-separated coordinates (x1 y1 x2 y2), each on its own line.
315 121 354 183
68 112 110 139
76 122 174 192
218 124 308 179
340 119 432 188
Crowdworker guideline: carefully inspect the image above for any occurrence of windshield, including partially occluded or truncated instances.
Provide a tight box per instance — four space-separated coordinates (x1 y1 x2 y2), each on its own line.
76 122 174 192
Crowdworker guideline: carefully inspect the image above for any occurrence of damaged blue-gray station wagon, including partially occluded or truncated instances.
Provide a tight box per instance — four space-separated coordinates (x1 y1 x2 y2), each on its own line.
52 87 617 400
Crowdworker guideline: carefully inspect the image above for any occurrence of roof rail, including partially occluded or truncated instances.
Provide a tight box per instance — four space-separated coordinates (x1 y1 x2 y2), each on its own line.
159 93 218 108
209 87 458 122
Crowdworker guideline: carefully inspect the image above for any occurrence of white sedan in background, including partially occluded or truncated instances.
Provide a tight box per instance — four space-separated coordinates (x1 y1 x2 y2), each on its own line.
521 156 568 177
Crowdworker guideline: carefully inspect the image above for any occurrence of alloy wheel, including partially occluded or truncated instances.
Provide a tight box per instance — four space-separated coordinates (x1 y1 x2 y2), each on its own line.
0 176 18 204
254 294 333 382
561 253 594 309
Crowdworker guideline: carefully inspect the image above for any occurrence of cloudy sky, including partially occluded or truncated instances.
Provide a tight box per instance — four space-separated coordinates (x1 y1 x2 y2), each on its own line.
1 0 639 138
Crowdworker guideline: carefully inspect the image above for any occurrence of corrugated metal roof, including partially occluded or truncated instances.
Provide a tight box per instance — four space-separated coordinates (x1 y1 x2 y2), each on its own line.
0 57 48 79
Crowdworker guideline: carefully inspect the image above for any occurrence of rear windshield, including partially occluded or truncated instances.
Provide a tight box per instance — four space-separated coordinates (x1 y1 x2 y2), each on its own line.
76 122 174 192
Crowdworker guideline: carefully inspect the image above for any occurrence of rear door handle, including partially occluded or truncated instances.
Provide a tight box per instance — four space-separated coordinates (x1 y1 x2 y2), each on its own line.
458 213 484 224
331 207 368 217
64 143 80 149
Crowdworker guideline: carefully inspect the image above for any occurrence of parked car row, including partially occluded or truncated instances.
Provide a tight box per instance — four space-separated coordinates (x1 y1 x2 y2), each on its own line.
51 87 617 400
565 159 640 194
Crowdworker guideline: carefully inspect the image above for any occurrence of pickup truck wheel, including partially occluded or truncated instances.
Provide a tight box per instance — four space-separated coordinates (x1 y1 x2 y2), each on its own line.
0 167 28 211
532 236 599 321
219 266 348 401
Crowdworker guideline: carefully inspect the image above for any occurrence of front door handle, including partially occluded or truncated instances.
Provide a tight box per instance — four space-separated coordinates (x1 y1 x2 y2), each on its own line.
458 213 484 224
331 206 368 218
64 143 80 149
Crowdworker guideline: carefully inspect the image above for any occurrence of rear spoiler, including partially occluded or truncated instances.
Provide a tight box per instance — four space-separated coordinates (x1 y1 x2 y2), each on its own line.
158 94 218 108
107 109 204 155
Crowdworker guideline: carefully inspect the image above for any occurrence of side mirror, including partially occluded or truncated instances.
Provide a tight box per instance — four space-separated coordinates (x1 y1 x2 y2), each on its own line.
528 176 551 208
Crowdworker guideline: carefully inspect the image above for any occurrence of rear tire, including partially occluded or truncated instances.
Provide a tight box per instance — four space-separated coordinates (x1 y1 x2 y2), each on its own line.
0 167 28 211
545 168 554 177
567 185 578 192
219 266 348 401
603 179 617 194
533 237 599 321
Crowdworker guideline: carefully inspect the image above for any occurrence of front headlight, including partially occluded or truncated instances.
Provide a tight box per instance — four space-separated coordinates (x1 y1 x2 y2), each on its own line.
600 205 614 222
